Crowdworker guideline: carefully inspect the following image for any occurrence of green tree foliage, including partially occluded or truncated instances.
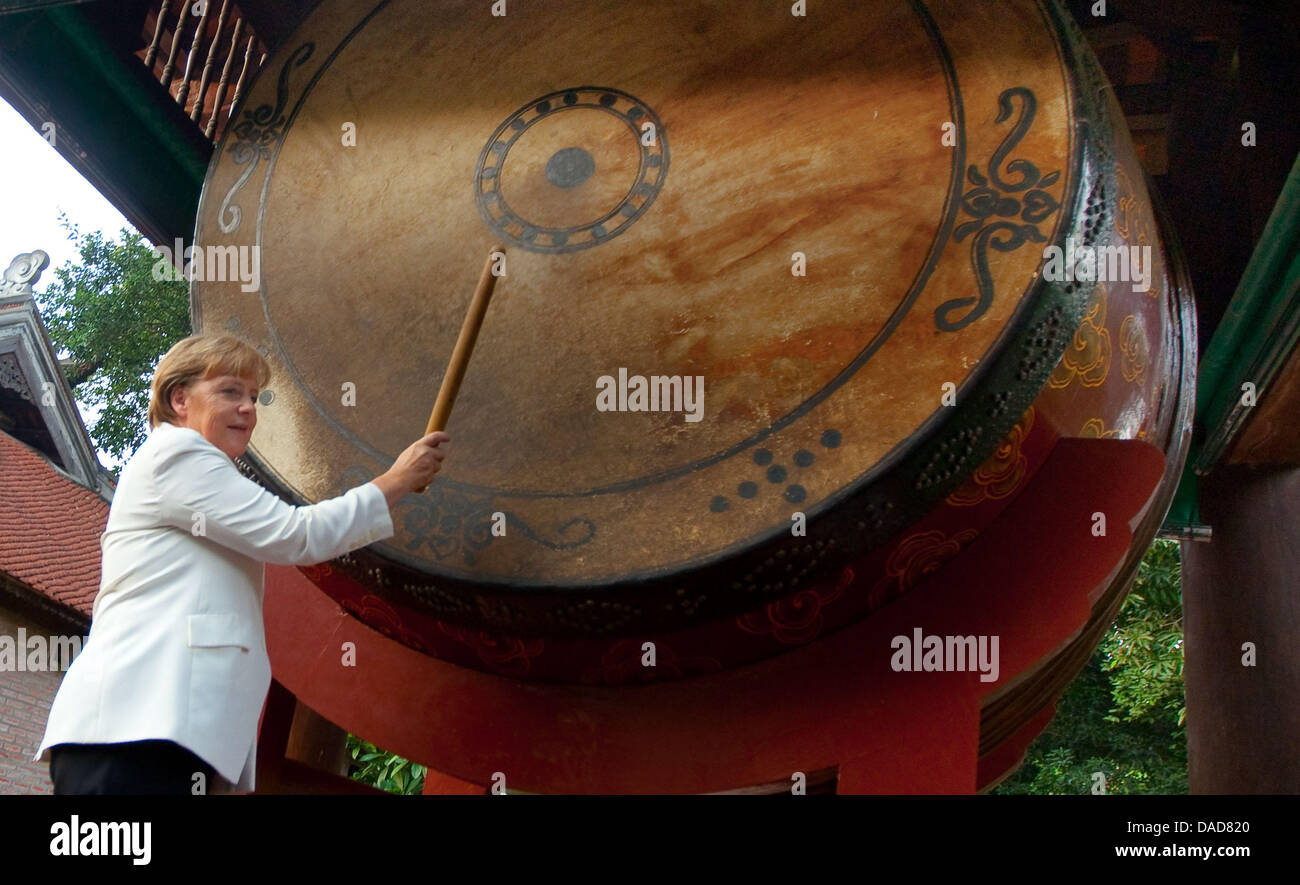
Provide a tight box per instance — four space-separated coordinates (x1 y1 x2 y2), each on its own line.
34 218 190 472
993 538 1186 794
1102 538 1185 726
346 734 426 795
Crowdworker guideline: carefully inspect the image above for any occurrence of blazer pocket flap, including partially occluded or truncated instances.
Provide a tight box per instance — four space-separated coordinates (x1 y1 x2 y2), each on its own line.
187 612 254 651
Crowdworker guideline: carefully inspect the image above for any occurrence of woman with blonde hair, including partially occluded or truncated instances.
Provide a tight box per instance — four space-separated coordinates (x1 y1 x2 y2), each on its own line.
35 334 447 794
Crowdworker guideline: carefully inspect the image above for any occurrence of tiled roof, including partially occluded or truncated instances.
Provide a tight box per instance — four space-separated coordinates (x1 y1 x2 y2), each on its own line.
0 431 108 619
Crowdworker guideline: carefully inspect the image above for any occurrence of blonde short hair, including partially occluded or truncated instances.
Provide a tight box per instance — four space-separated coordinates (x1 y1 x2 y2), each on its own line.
148 334 272 429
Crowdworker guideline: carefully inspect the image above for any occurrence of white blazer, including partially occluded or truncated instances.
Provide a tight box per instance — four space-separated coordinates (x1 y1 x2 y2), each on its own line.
35 421 394 792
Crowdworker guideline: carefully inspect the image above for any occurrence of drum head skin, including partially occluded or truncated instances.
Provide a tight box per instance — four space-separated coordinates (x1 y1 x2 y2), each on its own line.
195 0 1108 635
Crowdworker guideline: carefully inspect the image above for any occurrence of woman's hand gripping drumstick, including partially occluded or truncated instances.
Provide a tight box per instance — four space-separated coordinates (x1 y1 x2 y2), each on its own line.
373 246 504 506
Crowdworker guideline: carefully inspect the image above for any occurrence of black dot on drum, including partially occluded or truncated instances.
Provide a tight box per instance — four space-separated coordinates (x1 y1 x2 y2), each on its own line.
794 449 814 467
591 223 607 238
785 485 806 503
563 91 578 106
491 141 507 154
754 449 773 466
738 481 758 499
545 146 596 188
626 107 644 120
620 204 638 218
535 100 551 114
710 496 729 513
767 465 787 483
821 429 842 448
599 93 616 106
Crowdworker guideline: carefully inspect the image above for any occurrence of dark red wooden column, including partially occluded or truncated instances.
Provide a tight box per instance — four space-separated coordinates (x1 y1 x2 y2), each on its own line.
1181 465 1300 794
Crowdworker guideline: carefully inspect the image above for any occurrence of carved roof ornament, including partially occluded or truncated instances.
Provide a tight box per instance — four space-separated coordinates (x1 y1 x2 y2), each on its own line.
1 250 51 301
0 248 114 498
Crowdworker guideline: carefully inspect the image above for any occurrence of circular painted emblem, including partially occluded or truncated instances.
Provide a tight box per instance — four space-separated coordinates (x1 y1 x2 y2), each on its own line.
473 86 669 254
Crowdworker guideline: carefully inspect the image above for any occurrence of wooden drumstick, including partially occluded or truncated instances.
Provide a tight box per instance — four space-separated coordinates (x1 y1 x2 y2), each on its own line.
415 245 504 492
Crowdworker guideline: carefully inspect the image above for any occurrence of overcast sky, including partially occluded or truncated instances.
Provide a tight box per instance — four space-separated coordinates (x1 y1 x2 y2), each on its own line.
1 96 138 469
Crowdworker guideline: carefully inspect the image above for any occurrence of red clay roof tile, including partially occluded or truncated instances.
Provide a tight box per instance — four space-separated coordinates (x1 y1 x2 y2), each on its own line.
0 432 108 619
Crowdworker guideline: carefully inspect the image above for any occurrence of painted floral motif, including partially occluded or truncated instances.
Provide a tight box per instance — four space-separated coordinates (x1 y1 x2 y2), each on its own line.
298 563 334 582
940 87 1062 332
218 43 315 234
339 593 433 654
1119 314 1149 385
1114 164 1156 298
580 639 722 685
438 624 544 677
1049 295 1110 389
946 407 1035 506
735 565 855 645
402 484 501 565
339 466 594 567
869 528 979 609
1080 418 1122 438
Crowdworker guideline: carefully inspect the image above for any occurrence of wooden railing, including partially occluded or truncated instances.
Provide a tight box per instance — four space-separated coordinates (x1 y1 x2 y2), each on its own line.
135 0 267 143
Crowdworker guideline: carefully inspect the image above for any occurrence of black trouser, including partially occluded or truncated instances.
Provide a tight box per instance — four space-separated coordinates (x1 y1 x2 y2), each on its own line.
49 740 216 796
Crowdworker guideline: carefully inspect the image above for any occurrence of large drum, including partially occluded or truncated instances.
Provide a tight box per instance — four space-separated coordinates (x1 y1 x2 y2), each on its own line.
193 0 1193 775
